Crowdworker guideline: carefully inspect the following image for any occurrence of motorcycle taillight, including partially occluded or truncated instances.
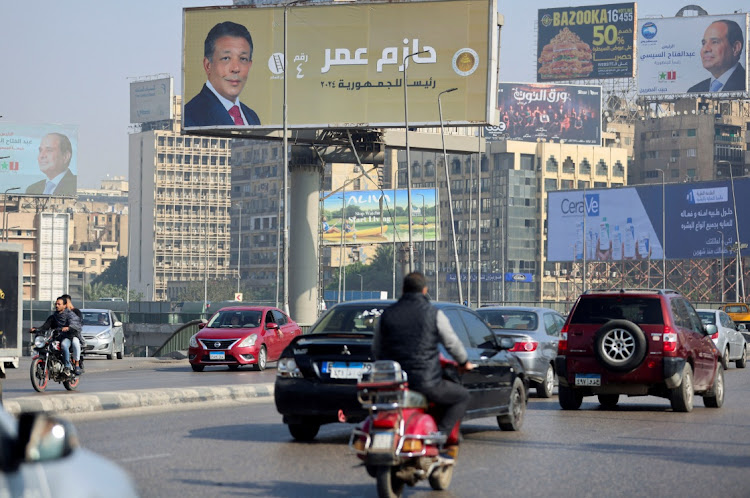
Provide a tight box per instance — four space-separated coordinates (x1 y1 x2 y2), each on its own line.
372 412 400 429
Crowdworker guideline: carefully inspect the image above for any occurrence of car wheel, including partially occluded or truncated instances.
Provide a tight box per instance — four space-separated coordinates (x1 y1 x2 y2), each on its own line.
558 385 583 410
253 345 267 371
598 394 619 409
191 364 205 372
107 344 114 360
537 363 555 398
287 421 320 441
375 466 405 498
736 347 747 368
721 347 730 370
703 365 724 408
497 378 526 431
669 363 694 412
594 320 647 372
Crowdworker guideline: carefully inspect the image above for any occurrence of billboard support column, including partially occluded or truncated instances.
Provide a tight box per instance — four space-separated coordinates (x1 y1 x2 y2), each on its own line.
656 168 666 289
3 188 20 243
289 163 320 325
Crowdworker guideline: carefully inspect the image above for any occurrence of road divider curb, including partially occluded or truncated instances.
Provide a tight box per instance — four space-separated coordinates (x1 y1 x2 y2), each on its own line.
3 383 276 416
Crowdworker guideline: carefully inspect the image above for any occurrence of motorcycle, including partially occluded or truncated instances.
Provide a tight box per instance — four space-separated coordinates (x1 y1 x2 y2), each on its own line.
350 360 460 498
30 329 82 392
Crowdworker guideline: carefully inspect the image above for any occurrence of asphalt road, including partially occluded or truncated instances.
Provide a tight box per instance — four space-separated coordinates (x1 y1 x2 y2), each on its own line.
69 365 750 498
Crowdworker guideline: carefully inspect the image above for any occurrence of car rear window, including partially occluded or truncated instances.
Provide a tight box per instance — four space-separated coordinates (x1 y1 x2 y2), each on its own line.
697 311 716 325
311 305 388 334
725 305 747 313
570 296 664 325
477 310 538 330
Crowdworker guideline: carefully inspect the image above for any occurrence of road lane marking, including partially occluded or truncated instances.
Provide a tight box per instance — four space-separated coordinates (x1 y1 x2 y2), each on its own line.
120 453 172 463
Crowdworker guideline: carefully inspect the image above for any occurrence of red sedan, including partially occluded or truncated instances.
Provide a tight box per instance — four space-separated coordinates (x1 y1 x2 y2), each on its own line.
188 306 302 371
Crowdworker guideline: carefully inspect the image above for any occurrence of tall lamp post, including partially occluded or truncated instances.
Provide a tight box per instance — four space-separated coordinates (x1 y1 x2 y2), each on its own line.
415 193 426 273
655 168 666 289
728 163 746 301
3 187 19 242
715 230 725 302
438 87 463 304
403 49 429 272
356 272 363 295
235 201 242 294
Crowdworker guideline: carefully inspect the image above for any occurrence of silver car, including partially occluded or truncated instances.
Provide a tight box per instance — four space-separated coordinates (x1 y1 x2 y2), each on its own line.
476 306 565 398
697 308 748 369
0 409 138 497
81 309 125 360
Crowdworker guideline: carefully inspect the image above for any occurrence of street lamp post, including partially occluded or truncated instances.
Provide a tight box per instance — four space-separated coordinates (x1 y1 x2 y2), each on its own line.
403 49 429 273
438 87 462 304
356 272 363 295
415 193 426 273
3 187 20 243
235 202 242 294
655 168 666 289
728 163 746 301
715 230 725 302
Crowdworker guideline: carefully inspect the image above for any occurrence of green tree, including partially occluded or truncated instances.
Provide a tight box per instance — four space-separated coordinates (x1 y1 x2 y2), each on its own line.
93 256 127 287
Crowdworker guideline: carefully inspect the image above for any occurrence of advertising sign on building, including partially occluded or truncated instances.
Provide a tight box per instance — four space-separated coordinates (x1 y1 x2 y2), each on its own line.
0 123 78 197
183 0 498 130
486 83 601 145
37 213 70 301
537 3 636 82
130 77 174 123
637 13 749 96
321 188 437 246
546 179 750 262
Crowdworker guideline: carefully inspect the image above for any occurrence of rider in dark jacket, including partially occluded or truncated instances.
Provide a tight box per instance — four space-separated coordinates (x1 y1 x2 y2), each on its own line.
31 296 82 375
372 272 476 459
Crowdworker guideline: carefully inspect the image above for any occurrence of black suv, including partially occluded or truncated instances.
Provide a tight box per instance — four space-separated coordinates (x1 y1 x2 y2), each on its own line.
274 300 528 440
555 289 724 412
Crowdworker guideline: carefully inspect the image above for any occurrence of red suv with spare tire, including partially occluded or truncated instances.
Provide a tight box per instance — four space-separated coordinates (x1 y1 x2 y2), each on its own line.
555 289 724 412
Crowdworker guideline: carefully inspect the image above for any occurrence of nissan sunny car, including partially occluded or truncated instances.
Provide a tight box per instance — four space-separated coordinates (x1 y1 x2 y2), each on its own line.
188 306 302 371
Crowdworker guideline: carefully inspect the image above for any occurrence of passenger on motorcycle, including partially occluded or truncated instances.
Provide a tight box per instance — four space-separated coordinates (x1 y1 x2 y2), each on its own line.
372 272 476 461
61 294 85 373
31 296 83 376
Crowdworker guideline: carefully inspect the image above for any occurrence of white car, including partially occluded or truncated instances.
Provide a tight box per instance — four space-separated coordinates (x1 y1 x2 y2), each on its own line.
697 308 748 369
0 410 138 497
81 309 126 360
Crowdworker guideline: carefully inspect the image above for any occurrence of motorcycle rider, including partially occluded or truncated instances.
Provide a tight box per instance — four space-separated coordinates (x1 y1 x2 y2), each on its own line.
61 294 85 374
31 297 82 376
373 272 476 461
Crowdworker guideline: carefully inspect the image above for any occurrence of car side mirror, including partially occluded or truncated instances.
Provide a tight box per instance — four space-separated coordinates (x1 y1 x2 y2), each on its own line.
497 337 515 350
114 321 122 327
198 323 206 329
704 324 718 336
10 412 79 472
738 323 747 331
266 322 279 330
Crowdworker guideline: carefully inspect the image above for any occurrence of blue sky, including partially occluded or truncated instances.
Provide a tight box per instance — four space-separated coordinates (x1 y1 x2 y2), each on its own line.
0 0 745 188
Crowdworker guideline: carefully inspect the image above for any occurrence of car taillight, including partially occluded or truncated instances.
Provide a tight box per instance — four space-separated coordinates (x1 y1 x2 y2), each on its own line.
663 325 678 355
710 331 719 340
557 325 569 354
510 340 538 352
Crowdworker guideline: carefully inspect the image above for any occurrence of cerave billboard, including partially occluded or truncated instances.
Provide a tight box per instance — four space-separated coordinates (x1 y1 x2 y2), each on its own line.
130 77 174 123
546 179 750 262
487 82 601 145
537 3 636 82
183 0 497 130
0 123 78 197
637 14 749 96
321 188 437 246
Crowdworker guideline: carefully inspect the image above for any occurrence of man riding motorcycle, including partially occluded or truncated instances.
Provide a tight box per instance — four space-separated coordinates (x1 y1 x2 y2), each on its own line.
372 272 476 461
31 296 83 376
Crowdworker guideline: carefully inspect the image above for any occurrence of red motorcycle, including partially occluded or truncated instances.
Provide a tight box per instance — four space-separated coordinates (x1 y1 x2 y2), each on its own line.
350 360 460 498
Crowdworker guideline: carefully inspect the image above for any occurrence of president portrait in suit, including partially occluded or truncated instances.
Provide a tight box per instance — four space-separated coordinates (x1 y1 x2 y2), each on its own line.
25 133 77 196
184 21 261 127
687 19 746 93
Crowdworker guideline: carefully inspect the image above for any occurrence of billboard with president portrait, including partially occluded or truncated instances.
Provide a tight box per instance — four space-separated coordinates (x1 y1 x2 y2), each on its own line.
638 14 749 96
486 83 601 145
0 123 78 197
537 3 636 82
183 0 498 131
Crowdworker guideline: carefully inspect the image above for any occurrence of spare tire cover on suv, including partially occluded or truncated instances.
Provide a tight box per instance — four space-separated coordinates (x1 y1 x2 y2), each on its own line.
594 319 648 373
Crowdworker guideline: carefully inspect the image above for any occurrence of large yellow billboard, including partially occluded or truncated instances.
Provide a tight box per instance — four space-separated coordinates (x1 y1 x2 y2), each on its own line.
183 0 497 131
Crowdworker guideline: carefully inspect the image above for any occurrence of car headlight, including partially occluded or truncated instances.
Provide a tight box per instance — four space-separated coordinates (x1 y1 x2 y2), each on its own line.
277 357 302 378
189 334 199 348
238 334 258 348
34 336 47 348
96 330 113 339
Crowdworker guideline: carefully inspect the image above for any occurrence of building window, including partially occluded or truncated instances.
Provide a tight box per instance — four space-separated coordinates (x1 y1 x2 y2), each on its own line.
546 157 558 173
544 178 558 191
579 159 591 174
686 148 697 157
577 180 589 189
562 157 575 174
687 129 697 137
671 169 680 178
520 154 534 171
561 179 574 189
687 168 696 178
596 160 608 176
594 182 607 188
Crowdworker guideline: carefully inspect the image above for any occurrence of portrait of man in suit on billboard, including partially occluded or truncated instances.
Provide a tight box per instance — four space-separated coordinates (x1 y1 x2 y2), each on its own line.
25 132 76 196
687 19 746 93
184 21 261 127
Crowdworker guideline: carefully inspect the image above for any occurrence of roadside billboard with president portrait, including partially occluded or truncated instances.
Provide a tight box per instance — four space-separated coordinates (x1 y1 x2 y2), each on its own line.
0 123 78 197
537 3 636 82
486 82 601 145
638 13 749 96
183 0 498 131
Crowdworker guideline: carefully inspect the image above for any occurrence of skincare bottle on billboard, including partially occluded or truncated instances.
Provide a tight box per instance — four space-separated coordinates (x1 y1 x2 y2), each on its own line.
639 232 650 258
587 228 598 260
624 217 636 259
599 217 610 249
612 225 623 260
575 221 584 260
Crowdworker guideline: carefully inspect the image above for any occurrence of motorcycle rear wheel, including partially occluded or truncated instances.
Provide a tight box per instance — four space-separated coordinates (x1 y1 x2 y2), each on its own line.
64 376 80 391
30 358 48 392
428 463 454 490
375 466 405 498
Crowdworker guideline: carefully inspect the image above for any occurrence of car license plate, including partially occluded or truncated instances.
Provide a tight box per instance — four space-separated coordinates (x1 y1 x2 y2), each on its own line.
371 432 394 450
209 351 225 360
575 374 601 386
324 361 372 379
